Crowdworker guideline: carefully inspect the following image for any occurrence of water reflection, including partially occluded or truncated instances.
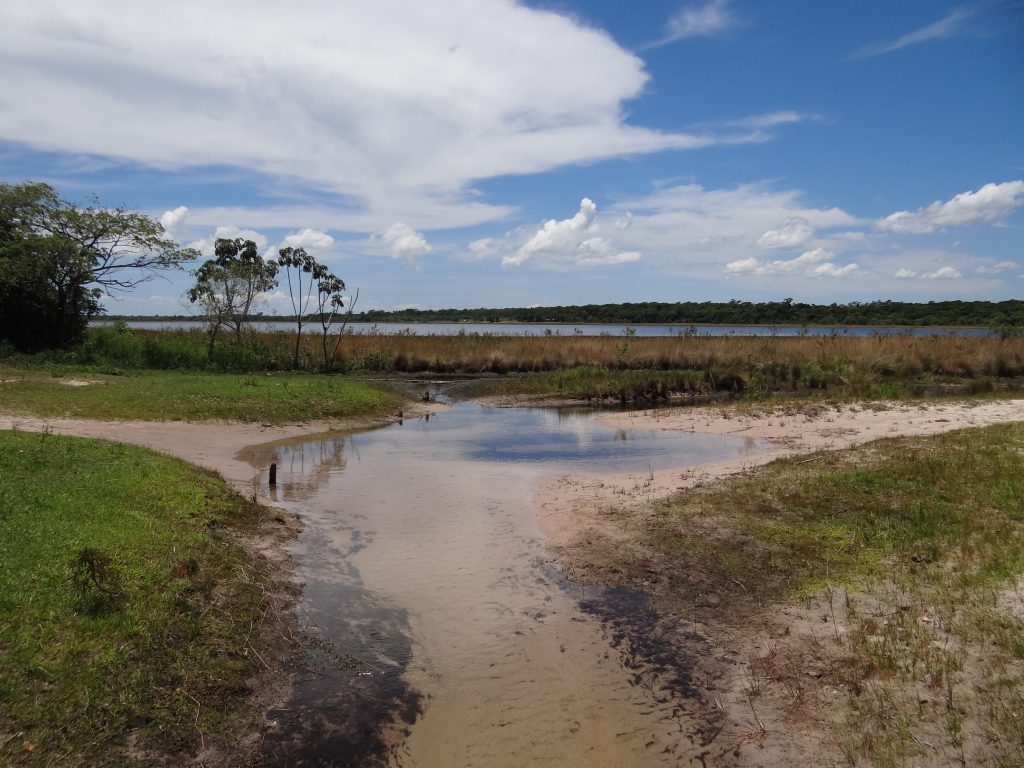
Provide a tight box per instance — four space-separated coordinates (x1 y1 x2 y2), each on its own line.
250 404 769 766
247 404 763 497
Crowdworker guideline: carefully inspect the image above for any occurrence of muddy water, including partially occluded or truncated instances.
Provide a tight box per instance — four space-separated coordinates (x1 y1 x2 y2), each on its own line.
242 404 766 767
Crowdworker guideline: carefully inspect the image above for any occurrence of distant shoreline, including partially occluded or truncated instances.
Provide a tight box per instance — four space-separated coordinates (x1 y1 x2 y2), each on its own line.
96 297 1021 329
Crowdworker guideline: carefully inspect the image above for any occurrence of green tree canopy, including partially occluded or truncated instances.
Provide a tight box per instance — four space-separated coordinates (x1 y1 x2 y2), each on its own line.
0 181 196 351
188 238 279 353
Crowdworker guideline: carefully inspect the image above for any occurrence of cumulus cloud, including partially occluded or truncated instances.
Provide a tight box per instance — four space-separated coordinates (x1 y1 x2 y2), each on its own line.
649 0 740 47
0 0 741 228
924 266 962 280
281 228 335 251
506 198 598 265
894 268 918 279
574 238 641 267
852 7 972 59
876 181 1024 234
599 183 858 277
159 205 188 233
501 198 640 268
757 217 814 250
726 247 858 277
378 222 431 261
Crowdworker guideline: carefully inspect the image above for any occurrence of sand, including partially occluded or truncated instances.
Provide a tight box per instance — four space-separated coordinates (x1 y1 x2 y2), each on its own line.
536 399 1024 547
4 397 1022 766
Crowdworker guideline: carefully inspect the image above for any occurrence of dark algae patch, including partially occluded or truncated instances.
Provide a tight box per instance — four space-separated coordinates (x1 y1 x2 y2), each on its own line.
0 430 291 766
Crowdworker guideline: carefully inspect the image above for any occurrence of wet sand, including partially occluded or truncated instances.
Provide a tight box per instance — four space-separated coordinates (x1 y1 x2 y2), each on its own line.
240 406 761 766
4 397 1023 766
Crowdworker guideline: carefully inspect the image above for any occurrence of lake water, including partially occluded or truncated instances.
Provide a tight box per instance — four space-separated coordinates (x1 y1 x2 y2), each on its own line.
243 403 768 766
96 319 992 338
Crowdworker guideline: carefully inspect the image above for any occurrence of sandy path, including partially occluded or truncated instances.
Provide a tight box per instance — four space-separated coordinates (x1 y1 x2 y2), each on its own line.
0 405 438 492
537 399 1024 548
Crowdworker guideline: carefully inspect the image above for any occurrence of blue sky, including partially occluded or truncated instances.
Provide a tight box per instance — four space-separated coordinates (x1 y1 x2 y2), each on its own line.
1 0 1022 314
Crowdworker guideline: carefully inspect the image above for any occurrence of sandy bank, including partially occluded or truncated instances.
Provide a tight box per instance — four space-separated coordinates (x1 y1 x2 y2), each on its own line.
0 401 441 492
537 398 1024 548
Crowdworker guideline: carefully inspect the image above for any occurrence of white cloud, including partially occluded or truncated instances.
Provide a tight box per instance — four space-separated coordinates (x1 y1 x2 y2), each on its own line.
159 205 188 233
505 198 598 266
650 0 740 47
500 198 641 269
0 0 739 227
924 266 962 280
281 228 335 251
378 222 431 261
724 111 819 130
602 183 857 276
852 7 972 59
465 237 502 260
975 261 1018 275
876 181 1024 234
894 268 918 279
757 217 814 250
726 247 858 278
574 238 641 267
809 261 859 278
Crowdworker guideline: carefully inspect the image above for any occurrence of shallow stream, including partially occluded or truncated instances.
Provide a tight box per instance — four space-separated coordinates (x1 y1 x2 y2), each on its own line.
241 403 767 766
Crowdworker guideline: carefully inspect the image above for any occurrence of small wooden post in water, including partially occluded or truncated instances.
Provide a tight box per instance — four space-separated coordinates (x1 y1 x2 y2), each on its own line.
269 462 277 487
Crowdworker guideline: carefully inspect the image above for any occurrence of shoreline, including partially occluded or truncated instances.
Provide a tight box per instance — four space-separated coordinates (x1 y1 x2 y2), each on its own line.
0 400 442 766
4 396 1023 765
532 397 1024 765
535 398 1024 552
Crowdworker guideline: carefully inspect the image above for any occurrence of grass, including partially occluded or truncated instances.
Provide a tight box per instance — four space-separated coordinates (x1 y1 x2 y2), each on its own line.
0 367 401 423
574 422 1024 765
0 430 289 766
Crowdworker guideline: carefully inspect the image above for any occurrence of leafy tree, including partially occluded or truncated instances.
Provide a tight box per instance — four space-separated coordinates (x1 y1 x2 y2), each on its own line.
277 247 348 369
276 247 322 368
0 181 194 351
187 238 278 355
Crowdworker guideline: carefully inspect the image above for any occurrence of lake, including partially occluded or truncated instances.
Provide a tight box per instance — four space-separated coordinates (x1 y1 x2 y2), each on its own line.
96 319 992 337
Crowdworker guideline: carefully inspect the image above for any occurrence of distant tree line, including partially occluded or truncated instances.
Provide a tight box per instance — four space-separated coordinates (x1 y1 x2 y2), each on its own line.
343 299 1024 329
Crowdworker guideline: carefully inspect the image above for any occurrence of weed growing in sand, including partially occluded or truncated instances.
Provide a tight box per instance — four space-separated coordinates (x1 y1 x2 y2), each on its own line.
581 423 1024 765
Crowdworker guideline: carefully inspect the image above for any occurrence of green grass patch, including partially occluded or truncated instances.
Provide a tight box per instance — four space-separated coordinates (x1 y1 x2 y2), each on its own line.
643 424 1024 604
0 367 400 423
0 430 284 765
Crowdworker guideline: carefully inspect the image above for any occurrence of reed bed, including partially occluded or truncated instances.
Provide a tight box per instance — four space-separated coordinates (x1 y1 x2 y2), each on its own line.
32 325 1024 401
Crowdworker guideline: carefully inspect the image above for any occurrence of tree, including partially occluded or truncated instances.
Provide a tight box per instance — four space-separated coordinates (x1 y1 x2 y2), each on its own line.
276 247 322 369
0 181 194 351
187 238 278 355
276 247 349 370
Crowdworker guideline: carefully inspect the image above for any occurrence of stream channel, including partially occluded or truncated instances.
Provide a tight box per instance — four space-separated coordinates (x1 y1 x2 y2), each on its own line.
241 400 768 767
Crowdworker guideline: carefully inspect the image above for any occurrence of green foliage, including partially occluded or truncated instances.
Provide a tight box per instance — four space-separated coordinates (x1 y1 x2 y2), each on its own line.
188 238 279 353
649 423 1024 605
0 431 275 763
0 181 196 352
0 366 400 423
276 246 346 369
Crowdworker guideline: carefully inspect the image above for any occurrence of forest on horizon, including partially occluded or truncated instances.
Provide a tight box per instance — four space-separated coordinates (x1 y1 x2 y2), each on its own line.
108 299 1024 329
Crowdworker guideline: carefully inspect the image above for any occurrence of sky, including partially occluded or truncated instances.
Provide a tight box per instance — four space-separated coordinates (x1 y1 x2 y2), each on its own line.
1 0 1022 315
